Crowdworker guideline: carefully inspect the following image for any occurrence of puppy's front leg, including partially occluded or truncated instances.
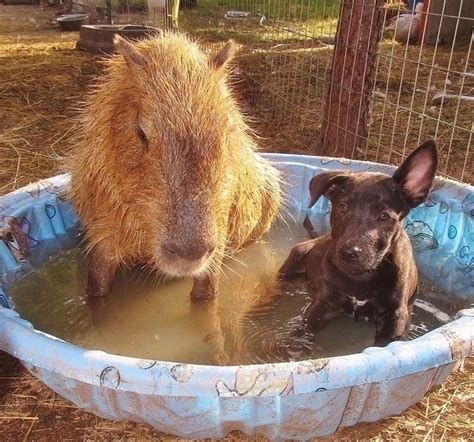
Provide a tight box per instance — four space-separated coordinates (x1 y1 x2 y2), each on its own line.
374 305 411 346
303 288 344 334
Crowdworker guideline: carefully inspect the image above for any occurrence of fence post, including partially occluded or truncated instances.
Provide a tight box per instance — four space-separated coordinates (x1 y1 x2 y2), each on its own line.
319 0 386 158
106 0 112 25
172 0 180 29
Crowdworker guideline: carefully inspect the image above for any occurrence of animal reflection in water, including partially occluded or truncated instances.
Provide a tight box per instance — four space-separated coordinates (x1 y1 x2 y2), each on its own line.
80 223 309 365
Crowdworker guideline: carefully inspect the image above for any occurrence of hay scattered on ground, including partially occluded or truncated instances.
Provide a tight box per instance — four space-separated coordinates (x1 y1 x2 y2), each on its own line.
0 5 101 192
0 4 473 440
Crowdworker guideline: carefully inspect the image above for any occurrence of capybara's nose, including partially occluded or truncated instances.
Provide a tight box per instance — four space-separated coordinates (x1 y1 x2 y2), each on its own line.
162 242 216 261
339 245 362 261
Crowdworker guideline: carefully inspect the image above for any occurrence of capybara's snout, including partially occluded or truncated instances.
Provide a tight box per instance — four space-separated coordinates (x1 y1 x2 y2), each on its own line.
161 240 216 262
157 223 219 277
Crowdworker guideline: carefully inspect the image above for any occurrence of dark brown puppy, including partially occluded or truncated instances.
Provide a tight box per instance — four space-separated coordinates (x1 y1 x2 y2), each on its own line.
279 141 438 346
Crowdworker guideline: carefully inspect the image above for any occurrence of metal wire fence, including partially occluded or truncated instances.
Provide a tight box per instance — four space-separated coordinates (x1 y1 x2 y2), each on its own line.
174 0 472 183
104 0 473 182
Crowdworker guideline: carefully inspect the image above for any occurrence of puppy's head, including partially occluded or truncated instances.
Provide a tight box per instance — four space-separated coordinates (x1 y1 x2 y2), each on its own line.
309 141 437 275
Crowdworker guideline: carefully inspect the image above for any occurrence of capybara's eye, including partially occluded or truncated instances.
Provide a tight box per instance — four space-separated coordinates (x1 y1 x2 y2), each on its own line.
136 126 149 152
338 202 348 213
379 211 390 221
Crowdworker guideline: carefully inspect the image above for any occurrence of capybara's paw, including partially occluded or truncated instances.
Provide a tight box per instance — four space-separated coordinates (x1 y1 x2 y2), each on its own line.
191 274 219 302
190 286 217 302
190 274 219 302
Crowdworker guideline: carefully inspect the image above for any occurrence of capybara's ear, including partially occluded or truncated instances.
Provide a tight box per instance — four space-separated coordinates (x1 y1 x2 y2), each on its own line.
209 40 236 70
393 140 438 208
308 171 350 208
114 35 146 67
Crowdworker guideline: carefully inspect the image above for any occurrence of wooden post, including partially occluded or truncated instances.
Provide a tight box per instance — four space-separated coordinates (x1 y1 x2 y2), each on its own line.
418 0 431 45
172 0 180 29
106 0 112 25
319 0 386 158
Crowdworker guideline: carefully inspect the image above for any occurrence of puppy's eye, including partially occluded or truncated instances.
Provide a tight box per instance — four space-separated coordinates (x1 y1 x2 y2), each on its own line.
379 211 390 221
338 202 348 213
136 126 149 151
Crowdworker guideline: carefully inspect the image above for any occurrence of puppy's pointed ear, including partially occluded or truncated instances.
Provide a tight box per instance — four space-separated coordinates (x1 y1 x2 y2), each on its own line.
114 35 146 67
209 40 235 70
393 140 438 208
308 171 350 208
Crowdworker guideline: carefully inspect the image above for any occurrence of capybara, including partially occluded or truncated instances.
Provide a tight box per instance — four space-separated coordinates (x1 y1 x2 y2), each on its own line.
69 33 282 300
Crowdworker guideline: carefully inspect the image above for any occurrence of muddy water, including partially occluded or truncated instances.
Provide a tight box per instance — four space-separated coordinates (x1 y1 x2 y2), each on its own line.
10 220 468 365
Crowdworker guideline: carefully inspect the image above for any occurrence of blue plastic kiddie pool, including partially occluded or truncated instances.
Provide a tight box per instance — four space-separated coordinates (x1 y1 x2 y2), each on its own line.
0 154 472 439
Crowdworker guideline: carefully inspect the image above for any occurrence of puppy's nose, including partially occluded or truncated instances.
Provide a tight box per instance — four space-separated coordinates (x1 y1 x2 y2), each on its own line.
162 242 216 261
340 245 362 261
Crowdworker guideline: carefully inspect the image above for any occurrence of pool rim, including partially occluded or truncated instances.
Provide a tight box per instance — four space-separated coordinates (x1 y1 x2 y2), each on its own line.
0 153 473 399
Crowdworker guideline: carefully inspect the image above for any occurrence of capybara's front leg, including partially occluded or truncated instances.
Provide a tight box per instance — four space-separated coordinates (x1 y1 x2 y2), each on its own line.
190 272 219 302
86 245 118 297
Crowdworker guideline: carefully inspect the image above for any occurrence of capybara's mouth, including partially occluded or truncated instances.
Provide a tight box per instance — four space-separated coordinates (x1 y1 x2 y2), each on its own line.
155 256 212 278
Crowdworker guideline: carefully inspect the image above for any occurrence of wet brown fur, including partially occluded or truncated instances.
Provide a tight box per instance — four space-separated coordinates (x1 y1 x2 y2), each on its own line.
68 33 281 297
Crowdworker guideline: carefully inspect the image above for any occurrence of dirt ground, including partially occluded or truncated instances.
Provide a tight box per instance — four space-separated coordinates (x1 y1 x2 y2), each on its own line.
0 4 473 440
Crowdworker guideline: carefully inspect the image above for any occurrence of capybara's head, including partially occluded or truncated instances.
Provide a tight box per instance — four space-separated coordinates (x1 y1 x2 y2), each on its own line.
307 141 437 275
71 33 280 279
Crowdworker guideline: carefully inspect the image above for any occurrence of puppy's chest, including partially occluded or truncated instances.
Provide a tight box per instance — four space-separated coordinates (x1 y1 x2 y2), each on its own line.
343 294 376 321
